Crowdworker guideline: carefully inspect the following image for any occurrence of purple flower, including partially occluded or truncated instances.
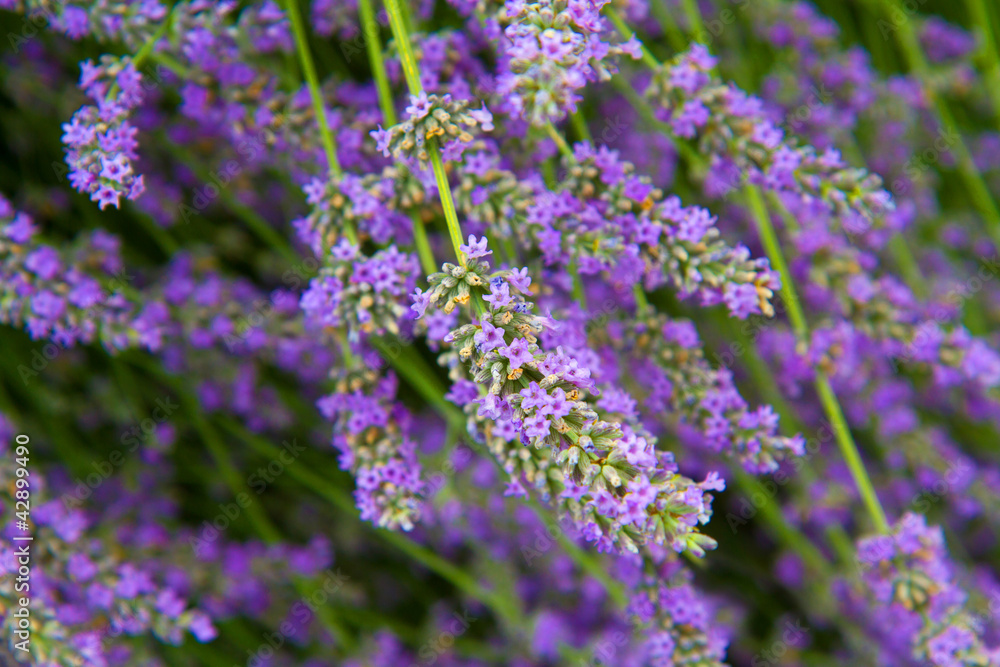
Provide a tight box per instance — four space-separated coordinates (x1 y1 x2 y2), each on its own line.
484 280 513 309
500 338 534 369
411 287 431 318
520 382 548 411
468 104 494 131
522 412 551 439
507 267 532 292
539 387 571 419
405 92 432 119
31 290 67 320
723 283 761 319
188 612 218 642
460 234 492 259
24 246 62 280
474 317 505 353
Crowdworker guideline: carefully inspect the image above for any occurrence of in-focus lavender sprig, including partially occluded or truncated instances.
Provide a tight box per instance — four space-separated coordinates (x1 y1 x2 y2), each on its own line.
62 57 147 210
417 237 723 556
371 92 494 165
300 239 419 339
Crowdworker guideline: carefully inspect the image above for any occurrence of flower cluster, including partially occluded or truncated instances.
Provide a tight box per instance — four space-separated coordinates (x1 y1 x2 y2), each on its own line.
852 514 1000 667
628 560 729 666
559 143 782 317
419 239 723 557
645 45 893 232
371 92 494 165
2 0 1000 665
300 240 419 339
318 365 427 531
293 172 414 252
497 0 641 125
16 0 169 45
62 57 146 210
602 315 806 473
0 454 217 667
0 195 162 351
450 140 781 318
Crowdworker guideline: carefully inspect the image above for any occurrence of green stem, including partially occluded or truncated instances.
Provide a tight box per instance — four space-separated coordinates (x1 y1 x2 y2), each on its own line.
544 122 573 158
384 0 424 95
744 188 806 336
149 51 191 78
605 7 660 70
383 0 466 266
134 209 179 256
680 0 706 38
731 468 831 574
887 234 926 299
648 0 688 52
411 212 438 275
355 0 437 274
107 3 178 100
964 0 1000 131
865 0 1000 251
569 111 592 143
745 185 890 533
633 285 650 316
428 144 468 265
358 0 397 126
284 0 361 246
570 257 587 309
284 0 342 179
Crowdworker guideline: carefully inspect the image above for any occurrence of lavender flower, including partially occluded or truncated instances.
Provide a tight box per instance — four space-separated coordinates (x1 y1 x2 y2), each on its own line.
645 45 893 232
497 0 641 125
420 239 722 556
62 57 147 210
852 513 1000 666
371 93 494 165
318 364 427 531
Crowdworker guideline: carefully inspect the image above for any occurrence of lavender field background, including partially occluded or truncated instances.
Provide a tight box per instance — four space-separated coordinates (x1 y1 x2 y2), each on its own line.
1 0 1000 665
